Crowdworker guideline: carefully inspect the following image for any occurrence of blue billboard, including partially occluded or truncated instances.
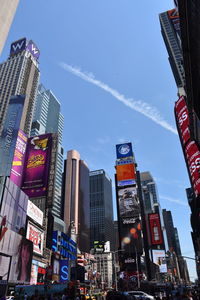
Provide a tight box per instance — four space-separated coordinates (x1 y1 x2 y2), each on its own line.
116 143 133 159
10 38 26 56
60 260 69 282
0 95 25 176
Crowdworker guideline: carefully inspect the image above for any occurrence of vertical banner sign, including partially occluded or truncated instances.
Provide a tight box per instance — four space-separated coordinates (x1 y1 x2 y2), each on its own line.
185 140 200 197
60 260 69 282
148 213 163 245
10 130 27 187
22 134 52 197
26 221 44 256
152 250 167 273
175 96 190 146
0 95 25 176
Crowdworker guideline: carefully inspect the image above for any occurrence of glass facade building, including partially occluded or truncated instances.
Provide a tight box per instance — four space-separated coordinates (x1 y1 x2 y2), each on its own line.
90 169 114 251
31 84 64 218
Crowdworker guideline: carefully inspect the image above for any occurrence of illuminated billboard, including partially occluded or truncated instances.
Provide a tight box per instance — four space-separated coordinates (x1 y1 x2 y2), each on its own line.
116 163 136 186
120 217 143 255
152 250 167 273
118 187 140 218
185 140 200 197
175 96 190 146
60 260 69 282
22 134 52 198
27 200 43 226
0 229 33 284
148 213 163 245
26 221 44 256
10 129 27 187
0 95 25 176
116 143 133 159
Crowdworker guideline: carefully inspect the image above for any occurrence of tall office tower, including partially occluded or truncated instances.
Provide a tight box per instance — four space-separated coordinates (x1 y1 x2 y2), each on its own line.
159 8 185 94
113 220 119 251
63 150 90 253
0 38 40 136
162 209 181 255
0 0 19 55
31 84 64 219
89 169 114 251
140 172 159 206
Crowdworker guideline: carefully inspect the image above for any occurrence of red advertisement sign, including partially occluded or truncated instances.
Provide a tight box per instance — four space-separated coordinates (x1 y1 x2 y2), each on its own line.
185 141 200 197
149 213 163 245
26 221 44 256
175 96 190 146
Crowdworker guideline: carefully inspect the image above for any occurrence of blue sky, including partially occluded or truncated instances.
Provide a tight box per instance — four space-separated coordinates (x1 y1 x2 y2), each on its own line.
1 0 196 279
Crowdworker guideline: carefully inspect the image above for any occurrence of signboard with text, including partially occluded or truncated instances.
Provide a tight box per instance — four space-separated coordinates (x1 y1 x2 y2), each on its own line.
148 213 163 245
26 221 44 256
175 96 190 146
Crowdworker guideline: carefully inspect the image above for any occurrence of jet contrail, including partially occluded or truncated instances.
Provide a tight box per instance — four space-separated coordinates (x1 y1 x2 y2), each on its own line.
59 62 177 135
160 195 187 206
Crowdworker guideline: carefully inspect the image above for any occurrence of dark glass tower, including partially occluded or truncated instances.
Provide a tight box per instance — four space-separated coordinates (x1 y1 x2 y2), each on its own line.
90 169 114 251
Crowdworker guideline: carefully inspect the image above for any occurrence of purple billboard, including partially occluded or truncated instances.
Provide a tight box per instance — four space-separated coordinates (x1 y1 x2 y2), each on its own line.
21 134 52 198
26 40 40 59
10 130 27 187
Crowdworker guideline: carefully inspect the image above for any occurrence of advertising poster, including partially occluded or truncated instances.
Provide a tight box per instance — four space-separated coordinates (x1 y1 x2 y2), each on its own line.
152 250 167 273
22 134 52 197
27 200 43 226
10 38 26 56
116 143 133 159
60 260 69 282
175 96 190 146
185 140 200 197
10 129 27 187
30 264 38 285
26 222 44 256
168 9 181 38
118 187 140 218
148 213 163 245
116 163 136 186
0 229 33 284
120 218 143 255
0 96 25 176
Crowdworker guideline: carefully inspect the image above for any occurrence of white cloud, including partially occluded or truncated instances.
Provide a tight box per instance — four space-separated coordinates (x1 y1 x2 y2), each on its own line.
97 136 111 144
59 62 178 135
160 195 187 206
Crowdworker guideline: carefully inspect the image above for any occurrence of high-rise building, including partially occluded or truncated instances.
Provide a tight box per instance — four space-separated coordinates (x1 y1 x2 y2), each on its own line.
0 0 19 55
162 209 180 255
159 8 185 93
63 150 90 253
89 169 114 251
140 172 159 207
31 84 64 219
0 38 40 136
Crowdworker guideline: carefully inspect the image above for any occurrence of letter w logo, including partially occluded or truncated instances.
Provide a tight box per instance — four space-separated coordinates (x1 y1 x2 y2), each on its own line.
31 44 39 54
12 40 25 52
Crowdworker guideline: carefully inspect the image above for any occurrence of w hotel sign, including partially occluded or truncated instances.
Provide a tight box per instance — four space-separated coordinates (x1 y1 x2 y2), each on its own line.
10 38 40 59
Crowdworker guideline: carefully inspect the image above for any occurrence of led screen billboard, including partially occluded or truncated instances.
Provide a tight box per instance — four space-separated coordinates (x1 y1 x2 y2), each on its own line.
0 96 25 176
27 200 43 226
152 250 167 273
175 96 190 146
116 143 133 159
185 140 200 197
0 229 33 284
116 163 136 186
120 217 143 255
60 260 69 282
118 187 140 218
26 221 44 256
10 129 27 187
148 213 163 245
22 134 52 197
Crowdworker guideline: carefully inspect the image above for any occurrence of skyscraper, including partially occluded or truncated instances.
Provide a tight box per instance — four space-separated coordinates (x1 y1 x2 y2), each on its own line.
31 84 64 218
89 169 114 251
0 0 19 55
140 172 159 206
159 8 185 93
0 38 40 136
63 150 90 253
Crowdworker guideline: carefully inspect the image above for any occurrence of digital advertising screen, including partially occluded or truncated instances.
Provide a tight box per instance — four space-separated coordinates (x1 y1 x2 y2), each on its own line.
118 187 140 218
10 129 27 187
116 163 136 186
175 96 190 146
22 134 52 197
185 140 200 198
26 221 44 256
60 260 69 282
152 250 167 273
148 213 163 245
116 143 133 159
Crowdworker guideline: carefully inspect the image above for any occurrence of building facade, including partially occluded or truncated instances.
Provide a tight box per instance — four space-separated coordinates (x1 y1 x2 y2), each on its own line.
63 150 90 253
0 0 19 55
0 38 40 136
31 84 64 218
90 169 114 251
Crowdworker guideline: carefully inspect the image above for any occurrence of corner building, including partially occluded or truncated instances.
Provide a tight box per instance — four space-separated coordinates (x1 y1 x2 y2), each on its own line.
0 38 40 136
